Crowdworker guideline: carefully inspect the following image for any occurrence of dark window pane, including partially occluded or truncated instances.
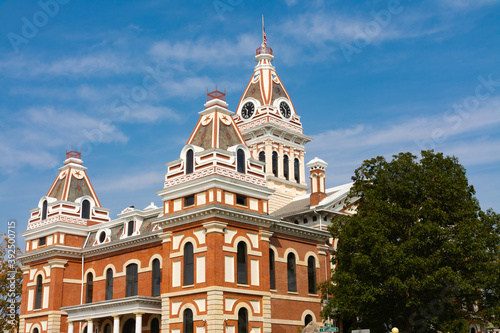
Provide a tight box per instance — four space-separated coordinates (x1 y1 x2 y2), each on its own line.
82 200 90 219
152 259 161 296
283 155 289 180
269 249 276 290
104 324 112 333
305 314 313 326
126 264 138 297
259 151 265 172
41 200 47 220
183 309 193 333
184 195 195 207
236 194 247 206
237 242 248 284
287 253 297 292
186 149 194 174
237 149 246 173
34 329 39 333
308 257 316 294
39 237 46 246
294 158 300 183
184 243 194 285
151 318 160 333
272 151 278 177
35 275 43 309
99 231 106 243
86 273 93 303
105 268 113 300
238 308 248 333
127 220 134 236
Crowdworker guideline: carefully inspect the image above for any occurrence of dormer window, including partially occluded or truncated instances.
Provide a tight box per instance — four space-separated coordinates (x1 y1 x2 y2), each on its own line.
81 199 90 219
186 149 194 174
237 149 245 173
98 230 106 243
41 200 47 220
127 220 134 236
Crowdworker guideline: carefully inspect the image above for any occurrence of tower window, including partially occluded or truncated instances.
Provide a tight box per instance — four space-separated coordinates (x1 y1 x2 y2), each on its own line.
269 249 276 290
236 194 247 206
105 268 113 300
272 151 278 177
127 220 135 236
86 272 93 303
41 200 47 220
308 256 317 294
287 253 297 292
237 149 245 173
237 242 248 284
81 199 90 219
39 236 46 246
183 308 193 333
238 308 248 333
186 149 194 174
259 151 265 172
294 158 300 183
283 155 289 180
152 258 161 296
184 195 195 207
35 275 43 309
184 242 194 286
126 264 138 297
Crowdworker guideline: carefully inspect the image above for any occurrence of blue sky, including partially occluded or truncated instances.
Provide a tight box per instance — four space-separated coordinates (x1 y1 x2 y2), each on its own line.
1 0 499 243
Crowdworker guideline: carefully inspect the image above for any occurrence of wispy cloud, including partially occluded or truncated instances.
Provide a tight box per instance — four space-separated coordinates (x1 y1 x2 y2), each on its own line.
96 170 164 192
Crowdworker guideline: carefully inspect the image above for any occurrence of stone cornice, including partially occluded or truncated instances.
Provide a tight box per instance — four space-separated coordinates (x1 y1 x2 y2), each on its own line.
270 222 330 242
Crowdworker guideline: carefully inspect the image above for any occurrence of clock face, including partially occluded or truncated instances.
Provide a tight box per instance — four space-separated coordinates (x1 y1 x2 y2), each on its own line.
241 102 255 119
280 101 291 119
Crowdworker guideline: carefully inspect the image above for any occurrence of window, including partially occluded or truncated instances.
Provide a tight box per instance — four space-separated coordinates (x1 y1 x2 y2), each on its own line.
99 231 106 243
152 259 161 296
105 268 113 300
236 194 247 206
287 253 297 292
305 314 313 326
184 242 194 286
104 324 111 333
308 257 317 294
41 200 47 220
127 220 134 236
237 242 248 284
283 155 289 180
151 318 160 333
259 151 265 172
81 199 90 219
33 329 39 333
303 218 308 224
126 264 138 297
272 151 278 177
184 195 195 207
238 308 248 333
237 149 245 173
269 249 276 290
35 275 42 309
86 272 93 303
39 236 46 246
294 158 300 183
183 308 193 333
186 149 194 174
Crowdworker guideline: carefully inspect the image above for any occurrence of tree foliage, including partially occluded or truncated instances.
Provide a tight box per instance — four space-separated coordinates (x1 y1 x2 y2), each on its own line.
320 151 500 333
0 231 23 332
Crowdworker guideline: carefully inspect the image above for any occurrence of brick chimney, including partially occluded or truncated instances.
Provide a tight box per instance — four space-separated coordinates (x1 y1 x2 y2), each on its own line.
307 157 328 207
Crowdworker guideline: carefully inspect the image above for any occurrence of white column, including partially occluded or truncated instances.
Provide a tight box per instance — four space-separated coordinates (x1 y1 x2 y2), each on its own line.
87 319 93 333
112 315 120 333
67 321 74 333
299 151 306 185
135 312 144 333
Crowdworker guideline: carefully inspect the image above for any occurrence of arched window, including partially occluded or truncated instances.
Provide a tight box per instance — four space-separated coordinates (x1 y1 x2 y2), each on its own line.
105 268 113 300
269 249 276 290
127 220 135 236
308 257 317 294
237 242 248 284
283 155 289 180
104 324 112 333
86 272 93 303
41 200 47 220
186 149 194 174
272 151 278 177
184 242 194 286
305 314 313 326
81 199 90 219
294 158 300 183
34 275 43 309
287 253 297 292
123 319 135 333
151 318 160 333
183 308 193 333
238 308 248 333
126 264 138 297
33 328 39 333
152 258 161 296
237 149 245 173
259 151 265 172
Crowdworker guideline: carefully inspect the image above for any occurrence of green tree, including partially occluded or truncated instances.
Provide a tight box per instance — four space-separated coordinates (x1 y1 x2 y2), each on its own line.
320 151 500 333
0 231 23 332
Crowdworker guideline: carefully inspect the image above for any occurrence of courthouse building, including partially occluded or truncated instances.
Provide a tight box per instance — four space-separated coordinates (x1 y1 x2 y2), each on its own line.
19 37 356 333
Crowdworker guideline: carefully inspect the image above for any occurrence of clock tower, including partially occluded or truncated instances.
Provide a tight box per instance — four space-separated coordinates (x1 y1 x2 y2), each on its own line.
234 30 312 213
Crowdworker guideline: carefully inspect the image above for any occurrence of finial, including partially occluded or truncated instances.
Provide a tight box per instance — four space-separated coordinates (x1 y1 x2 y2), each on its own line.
66 147 81 160
207 87 226 102
262 14 267 47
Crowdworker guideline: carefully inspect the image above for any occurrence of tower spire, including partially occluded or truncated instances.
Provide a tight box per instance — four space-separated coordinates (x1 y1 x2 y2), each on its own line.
262 14 267 47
